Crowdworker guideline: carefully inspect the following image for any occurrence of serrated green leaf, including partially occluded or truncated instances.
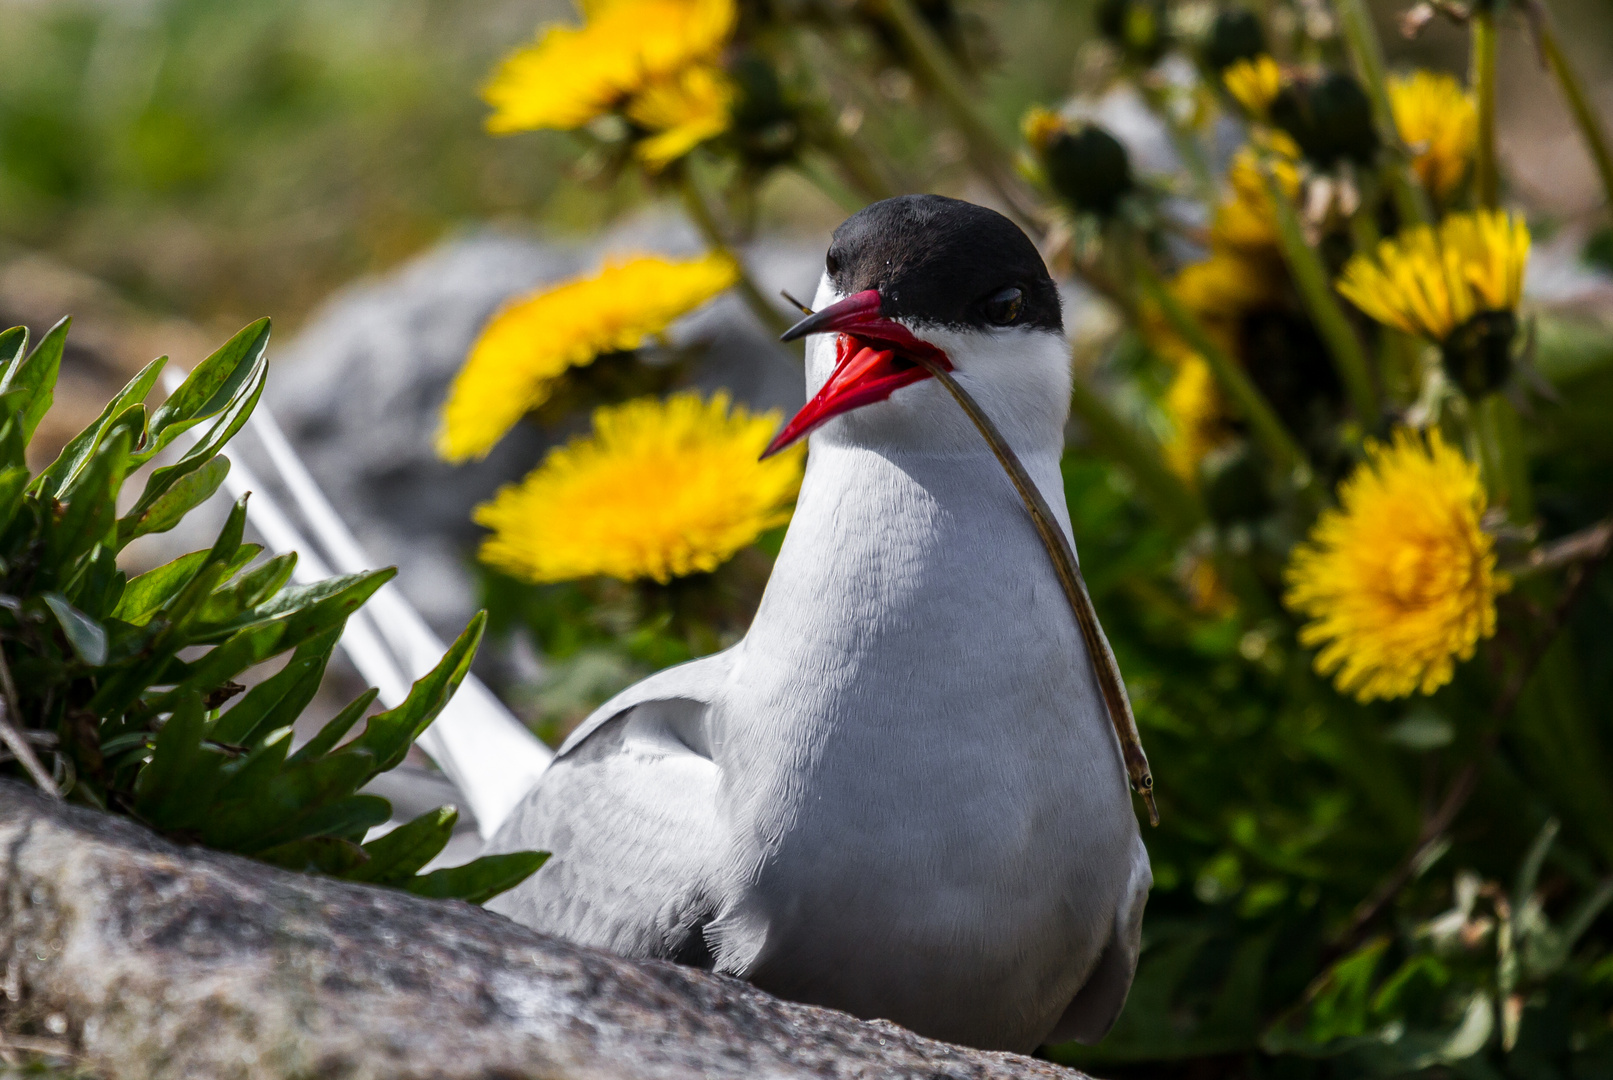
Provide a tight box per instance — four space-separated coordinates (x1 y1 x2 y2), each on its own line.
45 429 131 568
143 318 270 452
210 626 336 746
404 850 550 905
42 593 108 665
35 357 166 499
348 611 486 776
0 464 31 536
286 687 378 766
204 749 378 852
117 454 229 545
131 694 220 826
204 726 293 812
255 836 369 876
191 551 297 636
349 806 458 885
0 316 67 444
196 567 393 646
0 410 26 472
123 360 263 528
66 543 124 617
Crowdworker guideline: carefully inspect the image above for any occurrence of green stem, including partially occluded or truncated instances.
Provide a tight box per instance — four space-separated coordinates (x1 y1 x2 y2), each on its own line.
873 0 1045 227
1473 12 1500 209
1258 163 1380 424
795 151 866 214
1475 393 1534 523
1067 360 1206 537
810 114 898 205
1334 0 1434 226
1132 256 1311 488
677 165 794 339
1532 6 1613 218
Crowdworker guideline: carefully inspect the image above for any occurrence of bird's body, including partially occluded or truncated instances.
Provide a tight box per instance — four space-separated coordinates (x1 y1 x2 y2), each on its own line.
485 196 1150 1053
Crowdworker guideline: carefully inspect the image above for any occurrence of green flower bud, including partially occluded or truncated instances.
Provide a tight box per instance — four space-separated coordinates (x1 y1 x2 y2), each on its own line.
1042 122 1134 218
1441 309 1517 399
1097 0 1170 67
1202 8 1266 74
1270 70 1378 169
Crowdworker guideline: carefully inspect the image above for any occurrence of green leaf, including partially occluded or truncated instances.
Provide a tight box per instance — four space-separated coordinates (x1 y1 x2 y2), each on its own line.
123 360 264 527
131 694 223 827
45 429 131 568
286 688 378 766
190 552 297 636
66 542 125 617
0 326 27 382
348 611 486 776
112 543 264 626
0 411 26 471
42 593 108 665
144 318 270 450
201 748 377 852
0 316 67 444
0 464 32 536
209 726 294 806
35 357 166 499
404 851 550 905
211 625 337 746
255 836 369 876
117 455 229 544
349 806 458 884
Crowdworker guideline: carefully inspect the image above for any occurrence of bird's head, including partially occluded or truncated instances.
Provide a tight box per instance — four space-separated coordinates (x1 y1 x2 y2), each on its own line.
765 194 1068 458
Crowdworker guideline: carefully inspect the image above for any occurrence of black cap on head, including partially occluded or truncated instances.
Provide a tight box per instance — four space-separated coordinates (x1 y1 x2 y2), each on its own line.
825 195 1063 334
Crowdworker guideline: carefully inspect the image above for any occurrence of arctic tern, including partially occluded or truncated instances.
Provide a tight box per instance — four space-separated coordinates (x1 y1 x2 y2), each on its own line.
486 194 1152 1053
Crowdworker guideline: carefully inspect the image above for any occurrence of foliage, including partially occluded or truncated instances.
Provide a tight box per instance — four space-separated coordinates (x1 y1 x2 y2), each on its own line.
0 317 544 903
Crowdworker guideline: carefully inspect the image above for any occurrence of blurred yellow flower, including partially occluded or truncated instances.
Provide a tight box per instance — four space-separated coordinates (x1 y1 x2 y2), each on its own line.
1163 354 1233 482
1390 71 1476 200
1336 209 1529 343
483 0 735 165
1285 428 1505 702
1223 55 1282 115
1212 133 1303 253
438 253 738 462
627 64 735 171
474 392 805 584
1020 106 1065 153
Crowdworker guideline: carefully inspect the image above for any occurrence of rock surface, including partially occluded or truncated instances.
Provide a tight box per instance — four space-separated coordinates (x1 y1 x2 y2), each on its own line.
0 780 1087 1080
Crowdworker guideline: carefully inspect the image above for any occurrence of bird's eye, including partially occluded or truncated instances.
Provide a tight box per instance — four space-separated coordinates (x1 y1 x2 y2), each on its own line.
825 249 841 276
983 286 1025 326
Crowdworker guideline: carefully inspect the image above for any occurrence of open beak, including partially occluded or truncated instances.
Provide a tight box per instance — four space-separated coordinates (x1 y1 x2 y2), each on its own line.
763 289 952 458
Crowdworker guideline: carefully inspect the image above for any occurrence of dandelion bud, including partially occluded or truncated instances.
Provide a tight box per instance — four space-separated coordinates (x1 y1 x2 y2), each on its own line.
1202 8 1266 74
1096 0 1169 67
1270 70 1378 169
1441 310 1517 399
1032 116 1135 218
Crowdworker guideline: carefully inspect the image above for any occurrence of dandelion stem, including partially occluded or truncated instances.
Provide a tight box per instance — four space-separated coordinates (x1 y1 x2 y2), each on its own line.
1526 2 1613 219
1472 11 1500 209
1474 393 1534 523
1139 83 1219 207
677 164 795 340
1333 0 1433 226
911 353 1158 826
1257 163 1381 425
1131 253 1312 490
1067 351 1207 537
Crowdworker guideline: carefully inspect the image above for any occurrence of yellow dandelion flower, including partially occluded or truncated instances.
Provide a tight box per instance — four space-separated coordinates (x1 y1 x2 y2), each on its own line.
1163 354 1234 482
1223 54 1283 115
438 253 738 463
626 64 734 171
1284 428 1506 702
474 392 805 584
1211 133 1303 253
484 0 735 134
1336 209 1529 343
1390 71 1476 200
1174 250 1282 321
1021 106 1065 153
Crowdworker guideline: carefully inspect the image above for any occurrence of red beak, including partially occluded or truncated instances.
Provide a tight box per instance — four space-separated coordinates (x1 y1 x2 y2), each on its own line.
762 289 952 458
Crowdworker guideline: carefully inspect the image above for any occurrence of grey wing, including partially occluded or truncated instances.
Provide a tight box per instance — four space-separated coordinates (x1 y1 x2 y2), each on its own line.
1048 833 1153 1045
482 649 735 966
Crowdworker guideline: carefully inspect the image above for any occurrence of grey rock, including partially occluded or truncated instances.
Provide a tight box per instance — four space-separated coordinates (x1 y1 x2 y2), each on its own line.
0 779 1087 1080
